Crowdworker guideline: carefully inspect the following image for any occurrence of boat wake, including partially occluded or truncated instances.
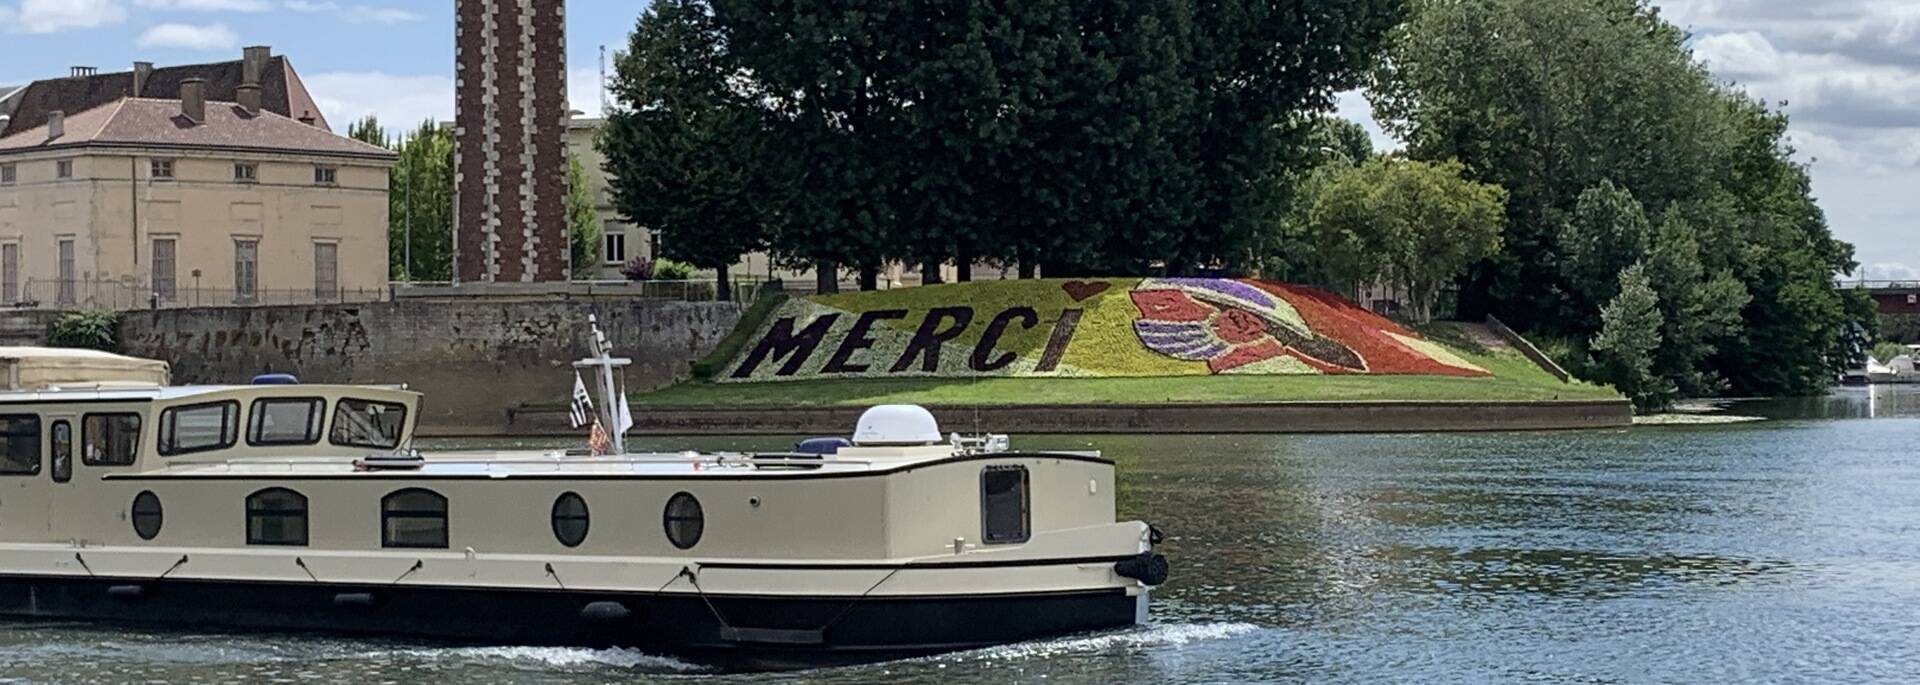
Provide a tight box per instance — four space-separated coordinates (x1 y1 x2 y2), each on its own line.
937 621 1262 663
386 645 707 673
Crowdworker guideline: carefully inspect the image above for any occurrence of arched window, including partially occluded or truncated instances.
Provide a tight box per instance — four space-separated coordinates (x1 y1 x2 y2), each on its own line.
381 488 448 549
662 492 704 550
246 488 309 546
550 492 589 548
131 491 163 540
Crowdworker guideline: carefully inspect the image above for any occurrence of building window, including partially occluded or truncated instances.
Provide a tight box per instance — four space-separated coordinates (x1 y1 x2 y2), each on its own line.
151 159 175 180
604 231 626 265
662 492 704 550
82 413 142 466
551 492 590 548
382 488 448 549
248 398 325 446
234 162 258 183
1 243 18 304
331 398 406 449
0 164 14 184
0 415 41 476
131 491 164 540
158 401 240 456
234 239 258 301
980 465 1030 544
246 488 310 546
51 420 71 483
1908 294 1918 305
55 160 73 179
56 239 75 305
314 166 337 185
152 238 177 302
314 242 338 300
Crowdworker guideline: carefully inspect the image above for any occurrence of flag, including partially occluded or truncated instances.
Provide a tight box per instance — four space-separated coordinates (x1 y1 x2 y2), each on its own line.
568 373 594 428
587 419 614 456
614 392 634 434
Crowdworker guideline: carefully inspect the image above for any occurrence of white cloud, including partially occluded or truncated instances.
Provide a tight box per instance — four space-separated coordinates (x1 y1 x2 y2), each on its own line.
302 71 454 137
133 0 270 11
1333 89 1401 153
282 0 418 24
7 0 128 33
569 66 607 118
1862 263 1919 281
135 21 238 50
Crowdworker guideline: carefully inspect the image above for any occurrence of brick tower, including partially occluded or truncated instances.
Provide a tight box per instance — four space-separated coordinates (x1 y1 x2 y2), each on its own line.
454 0 569 283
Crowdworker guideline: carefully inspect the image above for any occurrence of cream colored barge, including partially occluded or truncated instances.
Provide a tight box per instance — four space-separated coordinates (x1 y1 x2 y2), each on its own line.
0 348 1166 668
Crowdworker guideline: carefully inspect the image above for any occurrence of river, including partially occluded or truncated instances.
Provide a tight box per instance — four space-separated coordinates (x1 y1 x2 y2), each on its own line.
3 386 1918 683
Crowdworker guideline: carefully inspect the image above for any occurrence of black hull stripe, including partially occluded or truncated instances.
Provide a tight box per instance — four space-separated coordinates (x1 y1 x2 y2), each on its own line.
698 553 1140 570
103 451 1115 481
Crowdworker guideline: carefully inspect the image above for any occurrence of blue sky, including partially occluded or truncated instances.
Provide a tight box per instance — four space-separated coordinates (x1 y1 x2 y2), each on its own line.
3 0 1913 278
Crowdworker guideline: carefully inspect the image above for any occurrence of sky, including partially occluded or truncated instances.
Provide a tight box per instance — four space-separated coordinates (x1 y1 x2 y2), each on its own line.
1 0 1913 279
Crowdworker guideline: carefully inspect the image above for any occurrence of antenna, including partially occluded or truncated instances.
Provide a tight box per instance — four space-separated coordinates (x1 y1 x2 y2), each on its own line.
599 44 609 114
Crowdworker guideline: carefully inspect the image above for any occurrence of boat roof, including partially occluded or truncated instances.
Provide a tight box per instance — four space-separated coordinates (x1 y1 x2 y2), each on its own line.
0 383 418 404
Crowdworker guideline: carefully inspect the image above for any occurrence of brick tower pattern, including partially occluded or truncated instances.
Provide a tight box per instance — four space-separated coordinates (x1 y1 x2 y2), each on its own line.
454 0 569 282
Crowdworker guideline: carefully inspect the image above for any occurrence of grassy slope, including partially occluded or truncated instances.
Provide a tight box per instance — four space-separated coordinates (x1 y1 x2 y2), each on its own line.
635 343 1620 407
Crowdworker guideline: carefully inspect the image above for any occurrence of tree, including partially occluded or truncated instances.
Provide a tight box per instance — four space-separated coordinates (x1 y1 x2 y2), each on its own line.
1559 179 1653 326
347 116 386 148
564 153 602 280
1644 214 1748 395
603 0 774 301
1590 262 1667 411
1307 116 1375 166
1302 158 1506 321
388 120 455 281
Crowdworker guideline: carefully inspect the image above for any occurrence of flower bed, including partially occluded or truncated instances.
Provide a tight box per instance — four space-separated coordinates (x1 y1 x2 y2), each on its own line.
719 278 1489 382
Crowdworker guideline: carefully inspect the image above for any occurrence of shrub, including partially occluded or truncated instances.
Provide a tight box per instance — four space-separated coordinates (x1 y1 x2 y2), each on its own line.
655 258 697 281
47 310 118 352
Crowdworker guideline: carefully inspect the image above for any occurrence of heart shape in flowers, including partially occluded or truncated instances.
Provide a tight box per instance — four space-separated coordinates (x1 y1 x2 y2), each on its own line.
1061 280 1112 302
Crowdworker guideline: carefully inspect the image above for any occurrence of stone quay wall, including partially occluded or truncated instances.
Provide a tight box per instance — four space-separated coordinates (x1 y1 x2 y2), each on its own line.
118 299 745 435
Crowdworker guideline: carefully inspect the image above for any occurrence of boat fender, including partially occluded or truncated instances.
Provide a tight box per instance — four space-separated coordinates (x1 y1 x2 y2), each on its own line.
1113 552 1170 586
579 601 633 622
332 593 378 608
106 585 145 600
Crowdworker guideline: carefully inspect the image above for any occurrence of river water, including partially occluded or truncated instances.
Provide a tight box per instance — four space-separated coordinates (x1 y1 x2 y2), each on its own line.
4 386 1919 684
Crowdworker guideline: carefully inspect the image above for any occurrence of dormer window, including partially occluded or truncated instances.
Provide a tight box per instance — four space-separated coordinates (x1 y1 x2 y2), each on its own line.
151 158 175 180
234 162 258 183
55 160 73 179
314 166 337 185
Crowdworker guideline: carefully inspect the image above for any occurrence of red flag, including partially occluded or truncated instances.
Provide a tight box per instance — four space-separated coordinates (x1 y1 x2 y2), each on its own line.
587 419 614 456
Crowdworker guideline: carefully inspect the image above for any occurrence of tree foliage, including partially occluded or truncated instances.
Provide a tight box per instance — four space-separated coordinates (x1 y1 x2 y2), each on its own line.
1591 262 1667 411
1371 0 1858 396
386 120 455 282
347 116 386 148
46 310 117 352
565 153 602 280
1303 157 1507 321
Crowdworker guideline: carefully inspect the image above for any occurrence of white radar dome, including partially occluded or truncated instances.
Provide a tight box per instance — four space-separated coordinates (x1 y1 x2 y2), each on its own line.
853 405 943 446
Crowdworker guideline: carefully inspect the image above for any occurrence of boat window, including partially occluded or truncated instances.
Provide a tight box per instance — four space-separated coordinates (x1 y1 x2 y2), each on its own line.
381 488 448 549
248 398 325 446
0 414 40 476
246 487 309 546
50 420 71 483
131 490 163 540
332 399 407 450
158 401 240 456
662 492 704 550
82 413 143 466
980 465 1030 545
551 492 590 548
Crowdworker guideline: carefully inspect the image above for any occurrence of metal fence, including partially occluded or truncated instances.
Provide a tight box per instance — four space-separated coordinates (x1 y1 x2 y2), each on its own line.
6 278 387 311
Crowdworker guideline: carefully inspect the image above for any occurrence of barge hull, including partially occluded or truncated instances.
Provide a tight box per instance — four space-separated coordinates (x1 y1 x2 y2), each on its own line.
0 573 1140 668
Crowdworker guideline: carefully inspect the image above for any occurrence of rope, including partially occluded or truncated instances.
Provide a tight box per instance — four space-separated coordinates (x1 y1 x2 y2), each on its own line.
157 554 189 580
390 559 423 585
678 566 733 630
73 552 94 577
818 567 902 635
545 562 568 591
295 557 319 582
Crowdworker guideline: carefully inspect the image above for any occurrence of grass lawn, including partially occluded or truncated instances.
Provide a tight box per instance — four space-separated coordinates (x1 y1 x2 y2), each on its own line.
633 346 1620 407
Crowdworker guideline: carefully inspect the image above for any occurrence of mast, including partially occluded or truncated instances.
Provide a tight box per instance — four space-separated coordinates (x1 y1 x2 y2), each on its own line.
572 314 632 454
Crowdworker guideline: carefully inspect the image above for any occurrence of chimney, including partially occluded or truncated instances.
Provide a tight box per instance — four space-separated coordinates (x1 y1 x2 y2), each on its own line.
47 111 64 140
243 45 271 86
237 83 262 115
298 110 317 127
69 66 96 79
132 62 153 98
180 78 206 123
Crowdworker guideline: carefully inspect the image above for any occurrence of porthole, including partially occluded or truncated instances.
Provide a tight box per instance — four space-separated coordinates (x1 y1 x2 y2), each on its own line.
131 491 163 540
662 492 704 550
551 492 590 548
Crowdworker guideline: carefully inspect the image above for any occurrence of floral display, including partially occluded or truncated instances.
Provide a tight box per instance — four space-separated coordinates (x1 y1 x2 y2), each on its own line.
720 279 1489 382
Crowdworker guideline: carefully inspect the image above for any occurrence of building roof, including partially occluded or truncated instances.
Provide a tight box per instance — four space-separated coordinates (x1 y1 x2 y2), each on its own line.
0 54 329 138
0 97 395 161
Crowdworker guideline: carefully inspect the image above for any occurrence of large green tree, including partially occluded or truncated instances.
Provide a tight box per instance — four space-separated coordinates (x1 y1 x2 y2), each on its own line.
602 0 777 301
1303 157 1506 321
1591 262 1668 411
1371 0 1857 396
387 120 455 282
564 153 602 280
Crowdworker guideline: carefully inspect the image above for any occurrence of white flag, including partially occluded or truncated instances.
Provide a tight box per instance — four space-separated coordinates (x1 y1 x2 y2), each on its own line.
568 373 594 428
614 392 634 434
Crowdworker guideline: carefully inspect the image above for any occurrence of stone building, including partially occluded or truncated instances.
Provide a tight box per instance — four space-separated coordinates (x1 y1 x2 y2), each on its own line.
0 80 394 309
0 47 329 138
